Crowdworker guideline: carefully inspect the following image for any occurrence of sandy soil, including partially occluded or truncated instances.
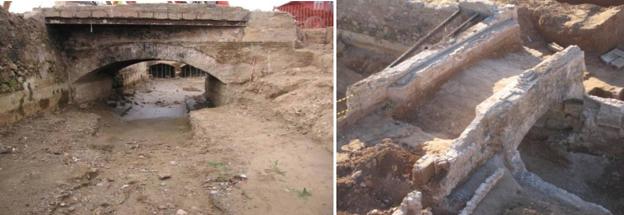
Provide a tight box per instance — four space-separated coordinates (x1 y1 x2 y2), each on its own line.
0 67 332 215
191 104 332 215
494 0 624 99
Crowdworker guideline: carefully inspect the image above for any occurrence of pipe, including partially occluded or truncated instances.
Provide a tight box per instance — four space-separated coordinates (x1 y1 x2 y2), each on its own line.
448 13 480 38
388 9 462 68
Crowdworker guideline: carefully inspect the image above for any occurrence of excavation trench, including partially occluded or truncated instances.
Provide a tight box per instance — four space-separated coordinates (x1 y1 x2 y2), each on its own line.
337 6 544 214
337 142 423 214
338 47 547 214
336 1 475 112
395 48 543 139
517 98 624 214
339 1 624 214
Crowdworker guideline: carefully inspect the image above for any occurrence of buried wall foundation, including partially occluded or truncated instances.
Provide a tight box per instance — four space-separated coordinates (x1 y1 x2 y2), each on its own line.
338 2 622 214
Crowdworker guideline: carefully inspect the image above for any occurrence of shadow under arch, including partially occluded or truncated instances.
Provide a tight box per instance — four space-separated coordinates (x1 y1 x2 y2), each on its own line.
69 43 228 84
149 63 177 78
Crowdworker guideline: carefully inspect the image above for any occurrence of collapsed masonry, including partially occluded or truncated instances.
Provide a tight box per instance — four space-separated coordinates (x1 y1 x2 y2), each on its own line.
338 1 624 214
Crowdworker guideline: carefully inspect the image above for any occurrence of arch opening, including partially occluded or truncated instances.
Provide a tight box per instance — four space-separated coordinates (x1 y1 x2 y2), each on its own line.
180 64 208 78
149 63 176 78
72 59 225 120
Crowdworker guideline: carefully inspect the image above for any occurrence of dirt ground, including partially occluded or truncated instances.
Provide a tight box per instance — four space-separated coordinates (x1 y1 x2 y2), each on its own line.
0 42 333 214
519 135 624 214
0 79 332 215
336 142 422 214
400 48 544 139
499 0 624 100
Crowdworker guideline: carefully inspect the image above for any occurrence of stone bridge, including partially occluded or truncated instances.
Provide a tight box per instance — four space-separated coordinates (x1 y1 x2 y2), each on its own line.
36 4 304 103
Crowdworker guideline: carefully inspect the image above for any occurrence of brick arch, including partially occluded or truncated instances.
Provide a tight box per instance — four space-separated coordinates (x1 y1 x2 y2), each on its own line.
68 43 228 83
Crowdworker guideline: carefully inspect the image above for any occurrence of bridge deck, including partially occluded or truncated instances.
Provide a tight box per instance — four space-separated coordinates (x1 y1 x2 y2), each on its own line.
38 4 249 26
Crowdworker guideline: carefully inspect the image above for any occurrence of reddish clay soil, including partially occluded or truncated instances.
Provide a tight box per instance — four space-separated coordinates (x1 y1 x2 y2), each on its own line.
337 142 423 214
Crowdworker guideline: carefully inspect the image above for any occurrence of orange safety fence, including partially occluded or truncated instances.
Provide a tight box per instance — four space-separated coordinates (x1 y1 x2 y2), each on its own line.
275 1 333 29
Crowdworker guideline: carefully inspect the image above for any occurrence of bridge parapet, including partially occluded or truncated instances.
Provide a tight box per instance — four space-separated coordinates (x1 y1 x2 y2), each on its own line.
38 4 249 26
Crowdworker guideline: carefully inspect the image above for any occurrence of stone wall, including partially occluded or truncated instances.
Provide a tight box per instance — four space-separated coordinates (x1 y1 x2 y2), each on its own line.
521 94 624 157
118 62 148 86
73 77 112 103
242 12 297 43
418 46 586 204
579 95 624 155
0 8 68 125
340 6 517 129
301 28 333 45
39 4 249 23
50 9 298 86
1 5 302 125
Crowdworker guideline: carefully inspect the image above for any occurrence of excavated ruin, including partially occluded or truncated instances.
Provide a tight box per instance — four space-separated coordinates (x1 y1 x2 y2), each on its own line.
338 0 624 214
0 4 333 214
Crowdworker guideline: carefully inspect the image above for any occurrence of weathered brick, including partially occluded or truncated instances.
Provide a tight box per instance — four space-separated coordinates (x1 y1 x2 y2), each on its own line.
182 12 197 20
91 10 108 17
138 11 154 18
168 12 181 20
597 102 623 128
42 9 61 17
75 10 91 18
154 12 168 19
59 9 76 18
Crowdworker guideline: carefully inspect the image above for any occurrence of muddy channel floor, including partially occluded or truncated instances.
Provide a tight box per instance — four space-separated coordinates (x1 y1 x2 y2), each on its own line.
0 80 332 215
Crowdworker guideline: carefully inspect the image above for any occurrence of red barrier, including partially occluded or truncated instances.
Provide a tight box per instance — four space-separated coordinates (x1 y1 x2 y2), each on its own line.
276 1 333 29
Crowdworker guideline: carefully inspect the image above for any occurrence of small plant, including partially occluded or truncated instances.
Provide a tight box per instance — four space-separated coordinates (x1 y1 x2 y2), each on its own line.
296 187 312 199
269 160 287 176
285 187 312 199
208 161 228 170
208 161 232 181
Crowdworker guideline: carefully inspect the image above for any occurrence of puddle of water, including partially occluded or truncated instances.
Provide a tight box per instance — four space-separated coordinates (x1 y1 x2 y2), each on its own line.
108 78 207 120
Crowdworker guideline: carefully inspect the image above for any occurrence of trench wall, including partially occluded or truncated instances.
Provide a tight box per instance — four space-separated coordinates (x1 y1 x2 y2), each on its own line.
527 3 624 54
337 0 459 46
340 5 517 129
0 8 69 125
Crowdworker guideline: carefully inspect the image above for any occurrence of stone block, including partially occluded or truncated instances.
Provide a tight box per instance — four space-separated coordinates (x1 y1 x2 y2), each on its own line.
91 10 108 17
168 12 181 20
597 102 623 128
412 156 435 186
611 57 624 69
138 11 154 18
182 12 197 20
601 48 624 64
75 10 91 18
42 9 61 17
563 99 584 117
59 9 76 18
198 11 220 20
113 7 138 18
154 12 168 19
